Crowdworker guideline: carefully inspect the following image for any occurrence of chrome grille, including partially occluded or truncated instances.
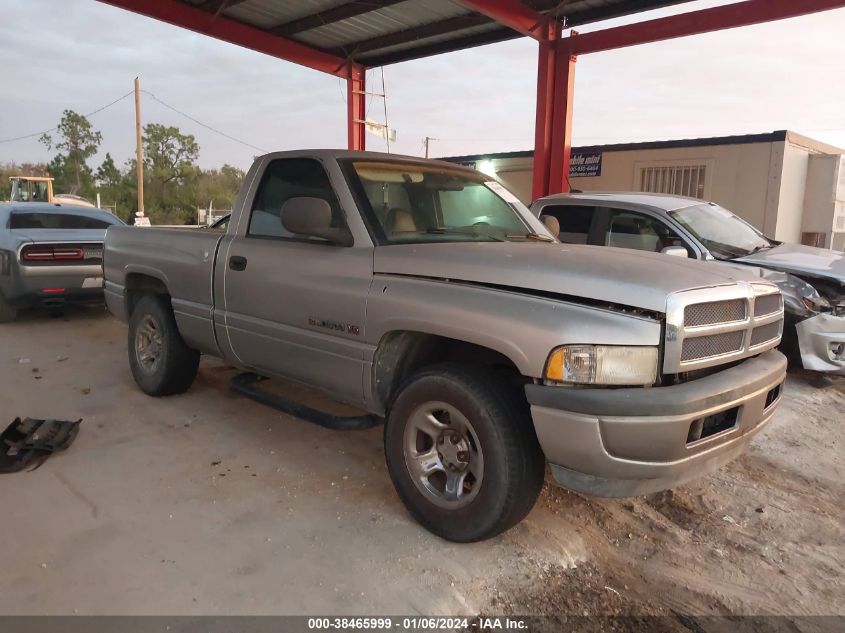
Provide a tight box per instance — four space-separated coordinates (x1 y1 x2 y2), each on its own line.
681 331 745 362
750 321 781 347
754 293 783 317
684 299 746 327
664 282 784 373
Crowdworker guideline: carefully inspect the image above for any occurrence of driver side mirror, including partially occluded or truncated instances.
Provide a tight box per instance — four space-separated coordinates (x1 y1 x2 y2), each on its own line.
661 246 689 258
281 197 353 247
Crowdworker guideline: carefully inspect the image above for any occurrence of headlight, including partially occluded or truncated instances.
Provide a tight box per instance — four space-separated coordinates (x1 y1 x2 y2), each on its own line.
544 345 659 386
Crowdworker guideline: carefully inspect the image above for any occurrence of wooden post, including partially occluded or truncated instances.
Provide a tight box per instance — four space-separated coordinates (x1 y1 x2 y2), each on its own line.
134 77 145 215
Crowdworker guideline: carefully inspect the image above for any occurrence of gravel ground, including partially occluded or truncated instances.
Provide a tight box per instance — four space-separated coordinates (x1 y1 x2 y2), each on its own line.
0 306 842 629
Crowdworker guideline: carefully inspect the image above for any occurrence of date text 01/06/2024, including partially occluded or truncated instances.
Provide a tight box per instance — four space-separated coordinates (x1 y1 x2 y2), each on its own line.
306 617 529 630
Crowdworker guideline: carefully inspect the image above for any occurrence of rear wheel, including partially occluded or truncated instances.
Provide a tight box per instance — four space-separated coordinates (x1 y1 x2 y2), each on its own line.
128 294 200 396
384 363 545 542
0 291 17 323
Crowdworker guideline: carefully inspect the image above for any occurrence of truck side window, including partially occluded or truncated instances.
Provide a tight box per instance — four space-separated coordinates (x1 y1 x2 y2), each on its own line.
538 205 595 244
248 159 343 240
604 209 692 256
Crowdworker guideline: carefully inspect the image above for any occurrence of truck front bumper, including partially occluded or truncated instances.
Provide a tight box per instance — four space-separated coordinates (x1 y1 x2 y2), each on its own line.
796 313 845 376
524 350 787 497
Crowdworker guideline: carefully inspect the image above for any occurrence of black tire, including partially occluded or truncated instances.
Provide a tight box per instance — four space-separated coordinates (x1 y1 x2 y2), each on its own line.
384 363 545 542
0 290 17 323
128 294 200 396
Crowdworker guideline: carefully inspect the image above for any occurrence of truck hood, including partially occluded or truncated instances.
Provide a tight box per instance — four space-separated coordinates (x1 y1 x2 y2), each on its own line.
734 243 845 286
374 242 758 313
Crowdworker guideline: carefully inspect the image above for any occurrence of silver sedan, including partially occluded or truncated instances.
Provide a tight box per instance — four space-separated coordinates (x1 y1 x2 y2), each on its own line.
0 202 124 322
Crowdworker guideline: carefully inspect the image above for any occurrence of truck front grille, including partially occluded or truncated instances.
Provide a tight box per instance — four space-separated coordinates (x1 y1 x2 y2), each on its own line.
754 293 783 317
664 282 784 373
684 299 746 327
750 321 782 347
681 331 745 362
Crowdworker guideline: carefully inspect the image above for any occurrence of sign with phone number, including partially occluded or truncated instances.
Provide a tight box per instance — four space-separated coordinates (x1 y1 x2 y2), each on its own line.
569 151 602 178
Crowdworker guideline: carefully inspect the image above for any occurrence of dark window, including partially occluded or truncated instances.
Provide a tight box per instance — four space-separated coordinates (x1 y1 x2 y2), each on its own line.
10 212 121 230
603 209 691 255
248 159 343 240
538 205 595 244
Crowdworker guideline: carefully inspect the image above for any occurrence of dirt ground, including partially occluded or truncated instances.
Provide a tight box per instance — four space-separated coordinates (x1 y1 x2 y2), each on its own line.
0 307 842 628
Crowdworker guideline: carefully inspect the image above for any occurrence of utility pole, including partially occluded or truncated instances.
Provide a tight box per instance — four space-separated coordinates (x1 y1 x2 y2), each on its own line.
424 136 438 159
134 77 145 216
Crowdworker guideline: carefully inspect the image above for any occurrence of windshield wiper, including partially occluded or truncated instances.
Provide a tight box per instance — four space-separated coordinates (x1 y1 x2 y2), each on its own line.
423 228 506 242
746 243 775 255
505 232 555 242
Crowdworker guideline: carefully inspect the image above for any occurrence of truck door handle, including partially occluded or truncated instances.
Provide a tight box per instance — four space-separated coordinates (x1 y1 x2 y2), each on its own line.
229 255 247 271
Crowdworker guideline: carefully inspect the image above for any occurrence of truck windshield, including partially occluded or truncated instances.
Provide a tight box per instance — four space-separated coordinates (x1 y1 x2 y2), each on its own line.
343 160 541 244
668 203 773 259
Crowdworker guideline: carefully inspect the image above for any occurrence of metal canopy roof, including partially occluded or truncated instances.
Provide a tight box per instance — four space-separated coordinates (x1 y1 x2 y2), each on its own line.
175 0 693 66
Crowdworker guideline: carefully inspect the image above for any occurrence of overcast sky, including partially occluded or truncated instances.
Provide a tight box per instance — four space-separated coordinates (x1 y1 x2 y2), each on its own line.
1 0 844 171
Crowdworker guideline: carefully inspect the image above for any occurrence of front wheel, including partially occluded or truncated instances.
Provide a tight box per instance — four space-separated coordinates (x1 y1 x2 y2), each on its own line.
128 294 200 396
384 364 545 542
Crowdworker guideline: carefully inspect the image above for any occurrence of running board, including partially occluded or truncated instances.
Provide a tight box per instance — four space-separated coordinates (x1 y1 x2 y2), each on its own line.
230 372 381 431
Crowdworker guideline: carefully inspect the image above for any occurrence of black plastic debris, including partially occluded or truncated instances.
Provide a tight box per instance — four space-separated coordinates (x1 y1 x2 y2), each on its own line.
0 417 81 473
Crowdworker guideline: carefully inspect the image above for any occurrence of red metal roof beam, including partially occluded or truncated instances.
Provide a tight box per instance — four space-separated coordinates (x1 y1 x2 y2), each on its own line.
568 0 845 55
96 0 355 78
455 0 550 40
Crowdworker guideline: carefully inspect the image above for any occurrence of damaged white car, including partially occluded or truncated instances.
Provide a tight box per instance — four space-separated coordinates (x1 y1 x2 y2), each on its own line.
532 193 845 376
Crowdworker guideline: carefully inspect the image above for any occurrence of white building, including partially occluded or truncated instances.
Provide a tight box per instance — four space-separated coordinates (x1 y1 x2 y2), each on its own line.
444 130 845 250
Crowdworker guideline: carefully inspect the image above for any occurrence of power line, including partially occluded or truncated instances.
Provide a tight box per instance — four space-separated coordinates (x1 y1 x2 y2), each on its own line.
141 90 268 152
0 90 134 144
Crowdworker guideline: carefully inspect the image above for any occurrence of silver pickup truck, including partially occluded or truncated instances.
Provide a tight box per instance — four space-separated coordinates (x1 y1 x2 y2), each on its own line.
103 150 787 542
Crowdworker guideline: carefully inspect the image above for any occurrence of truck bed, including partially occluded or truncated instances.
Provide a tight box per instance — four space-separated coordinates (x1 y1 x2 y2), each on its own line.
103 226 224 354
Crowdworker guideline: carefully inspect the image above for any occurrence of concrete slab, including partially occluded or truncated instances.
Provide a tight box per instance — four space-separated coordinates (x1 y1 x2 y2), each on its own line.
0 307 842 617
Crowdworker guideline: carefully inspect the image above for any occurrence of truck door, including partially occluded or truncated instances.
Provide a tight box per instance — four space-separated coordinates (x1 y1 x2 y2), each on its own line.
219 158 373 406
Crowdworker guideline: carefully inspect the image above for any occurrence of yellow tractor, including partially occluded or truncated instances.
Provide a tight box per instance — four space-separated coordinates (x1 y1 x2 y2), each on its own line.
8 176 95 207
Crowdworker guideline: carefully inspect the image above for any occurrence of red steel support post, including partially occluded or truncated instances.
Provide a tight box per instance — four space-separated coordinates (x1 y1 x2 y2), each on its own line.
547 36 577 196
347 64 366 151
531 21 556 200
532 23 577 199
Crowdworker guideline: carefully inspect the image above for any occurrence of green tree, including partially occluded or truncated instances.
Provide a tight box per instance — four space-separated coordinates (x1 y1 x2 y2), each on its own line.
39 110 102 194
193 163 245 211
142 123 199 200
95 154 137 220
95 153 121 189
140 123 200 224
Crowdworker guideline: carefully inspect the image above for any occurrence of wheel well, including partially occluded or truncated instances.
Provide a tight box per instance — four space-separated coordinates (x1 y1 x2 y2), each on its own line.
373 331 526 412
125 273 170 316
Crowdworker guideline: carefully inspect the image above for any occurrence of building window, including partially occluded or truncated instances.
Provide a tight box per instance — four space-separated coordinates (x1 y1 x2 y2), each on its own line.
639 165 707 199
